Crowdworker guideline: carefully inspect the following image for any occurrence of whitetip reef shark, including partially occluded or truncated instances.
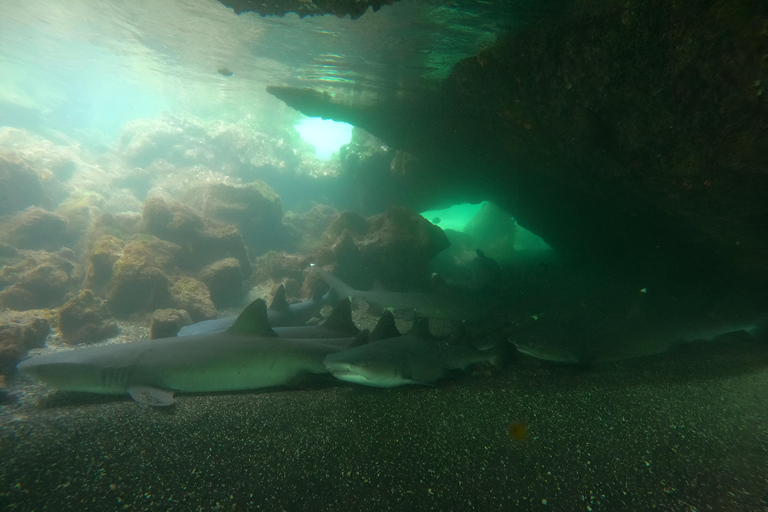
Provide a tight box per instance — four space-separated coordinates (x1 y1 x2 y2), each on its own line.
323 313 505 387
177 284 337 336
17 299 362 406
312 266 495 321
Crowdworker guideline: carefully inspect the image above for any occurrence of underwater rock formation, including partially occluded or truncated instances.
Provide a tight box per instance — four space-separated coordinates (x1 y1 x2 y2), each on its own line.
199 258 244 308
0 250 78 310
0 154 51 215
169 276 217 323
267 0 768 303
190 181 284 253
3 207 70 252
58 290 119 345
140 196 252 277
319 206 449 291
149 308 192 339
0 309 53 375
82 235 125 292
107 236 178 318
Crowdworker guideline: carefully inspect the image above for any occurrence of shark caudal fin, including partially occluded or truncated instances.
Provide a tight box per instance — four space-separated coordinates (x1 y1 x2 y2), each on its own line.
319 297 360 336
269 284 290 311
370 310 401 341
227 298 279 337
311 266 356 299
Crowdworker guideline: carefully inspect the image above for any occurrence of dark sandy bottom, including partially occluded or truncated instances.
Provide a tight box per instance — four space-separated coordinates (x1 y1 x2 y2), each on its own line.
2 340 767 512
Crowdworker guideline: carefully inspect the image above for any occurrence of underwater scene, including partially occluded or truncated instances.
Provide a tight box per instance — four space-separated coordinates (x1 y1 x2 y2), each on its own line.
1 0 766 510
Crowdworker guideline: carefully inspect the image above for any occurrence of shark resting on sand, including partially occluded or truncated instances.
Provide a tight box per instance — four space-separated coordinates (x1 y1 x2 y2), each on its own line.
177 284 337 336
312 266 496 321
17 299 363 406
324 311 506 387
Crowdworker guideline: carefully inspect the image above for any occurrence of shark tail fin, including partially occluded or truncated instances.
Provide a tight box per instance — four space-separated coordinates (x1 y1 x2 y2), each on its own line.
370 310 401 341
313 267 356 300
228 298 279 337
320 297 360 336
269 284 289 311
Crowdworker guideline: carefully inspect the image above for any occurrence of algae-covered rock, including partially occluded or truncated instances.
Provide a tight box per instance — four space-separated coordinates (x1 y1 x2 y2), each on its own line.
107 236 179 317
0 250 77 310
83 235 125 291
193 181 284 253
149 308 193 339
199 258 243 308
283 204 339 253
0 309 53 375
4 207 70 251
169 276 216 323
322 207 449 291
58 290 119 345
140 197 252 276
0 153 51 215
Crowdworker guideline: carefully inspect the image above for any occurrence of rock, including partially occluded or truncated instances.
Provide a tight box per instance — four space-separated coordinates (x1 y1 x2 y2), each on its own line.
140 197 252 276
107 236 179 318
58 290 119 345
0 153 51 215
0 250 77 310
83 235 125 291
192 181 284 253
0 309 53 375
149 308 192 339
199 258 243 308
283 204 338 253
325 210 367 241
358 207 450 290
169 277 217 323
4 208 70 251
316 207 449 291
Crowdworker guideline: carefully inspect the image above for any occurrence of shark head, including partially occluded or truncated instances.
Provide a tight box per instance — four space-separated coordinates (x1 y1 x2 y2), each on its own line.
323 352 420 388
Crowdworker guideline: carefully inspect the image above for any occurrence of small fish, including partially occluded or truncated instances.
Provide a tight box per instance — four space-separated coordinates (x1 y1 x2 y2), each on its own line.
217 67 234 76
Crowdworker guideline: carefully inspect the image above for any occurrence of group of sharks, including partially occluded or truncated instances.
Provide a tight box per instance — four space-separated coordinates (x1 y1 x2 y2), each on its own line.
17 268 506 406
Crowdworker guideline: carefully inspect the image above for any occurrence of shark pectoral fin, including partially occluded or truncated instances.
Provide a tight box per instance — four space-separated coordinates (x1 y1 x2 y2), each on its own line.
127 386 176 407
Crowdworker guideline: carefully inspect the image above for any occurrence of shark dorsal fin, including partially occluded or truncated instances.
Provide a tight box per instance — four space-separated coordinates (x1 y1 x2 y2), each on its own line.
269 284 289 311
370 310 400 341
227 298 278 337
319 297 360 336
409 314 435 340
349 329 370 348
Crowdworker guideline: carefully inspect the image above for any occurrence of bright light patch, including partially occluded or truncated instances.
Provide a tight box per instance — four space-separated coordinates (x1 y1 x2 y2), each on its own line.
294 117 353 160
421 202 488 232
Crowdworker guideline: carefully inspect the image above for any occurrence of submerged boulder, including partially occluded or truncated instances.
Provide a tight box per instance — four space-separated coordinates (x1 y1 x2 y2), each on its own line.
0 250 78 310
169 277 217 323
199 257 243 308
0 309 53 375
4 208 70 252
149 308 192 339
140 196 252 277
320 206 449 291
107 236 179 318
58 290 119 345
0 153 51 215
191 181 284 254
